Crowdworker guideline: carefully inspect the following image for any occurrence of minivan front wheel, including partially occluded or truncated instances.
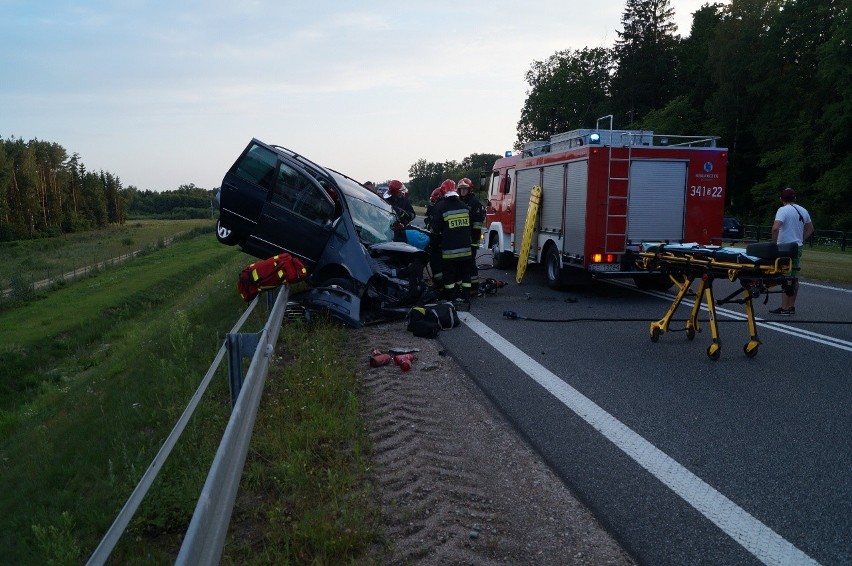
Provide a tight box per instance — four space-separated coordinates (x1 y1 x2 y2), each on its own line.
216 219 240 245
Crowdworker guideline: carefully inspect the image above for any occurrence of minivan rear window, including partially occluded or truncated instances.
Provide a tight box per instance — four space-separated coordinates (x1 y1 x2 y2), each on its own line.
235 144 278 190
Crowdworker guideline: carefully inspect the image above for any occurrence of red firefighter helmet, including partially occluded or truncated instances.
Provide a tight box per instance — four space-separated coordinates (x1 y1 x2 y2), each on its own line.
440 179 457 195
388 179 404 196
430 188 443 203
456 177 472 190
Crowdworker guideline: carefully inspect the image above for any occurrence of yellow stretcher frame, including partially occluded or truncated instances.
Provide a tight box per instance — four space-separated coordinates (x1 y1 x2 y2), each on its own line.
515 185 542 285
638 245 794 360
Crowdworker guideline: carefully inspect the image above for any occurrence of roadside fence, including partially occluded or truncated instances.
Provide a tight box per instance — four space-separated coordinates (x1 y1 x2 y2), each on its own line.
744 226 848 251
86 286 289 565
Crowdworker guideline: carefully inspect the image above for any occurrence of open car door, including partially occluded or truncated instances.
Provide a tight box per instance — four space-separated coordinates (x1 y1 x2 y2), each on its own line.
255 155 338 267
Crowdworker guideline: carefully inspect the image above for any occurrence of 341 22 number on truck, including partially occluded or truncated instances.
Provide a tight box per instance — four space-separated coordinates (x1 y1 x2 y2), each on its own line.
484 117 729 290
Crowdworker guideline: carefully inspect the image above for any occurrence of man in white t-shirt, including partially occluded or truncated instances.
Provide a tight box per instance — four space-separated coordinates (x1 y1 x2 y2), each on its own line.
769 187 814 315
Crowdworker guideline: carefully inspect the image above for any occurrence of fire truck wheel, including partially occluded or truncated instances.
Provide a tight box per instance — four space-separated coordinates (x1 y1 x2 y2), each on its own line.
544 246 564 290
491 242 513 270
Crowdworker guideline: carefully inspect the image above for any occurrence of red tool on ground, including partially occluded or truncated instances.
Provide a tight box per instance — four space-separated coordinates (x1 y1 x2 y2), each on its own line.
393 353 417 372
369 349 391 367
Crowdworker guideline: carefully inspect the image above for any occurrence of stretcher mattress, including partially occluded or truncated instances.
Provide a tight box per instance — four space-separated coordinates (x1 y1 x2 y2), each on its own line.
639 242 795 275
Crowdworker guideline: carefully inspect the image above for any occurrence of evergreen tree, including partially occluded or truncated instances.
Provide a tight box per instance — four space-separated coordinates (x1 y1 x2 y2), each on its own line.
705 0 783 217
0 143 12 240
675 3 726 117
811 0 852 229
611 0 680 125
65 153 82 231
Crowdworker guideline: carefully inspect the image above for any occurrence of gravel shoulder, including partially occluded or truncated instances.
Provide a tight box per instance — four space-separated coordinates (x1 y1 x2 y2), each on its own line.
352 320 635 565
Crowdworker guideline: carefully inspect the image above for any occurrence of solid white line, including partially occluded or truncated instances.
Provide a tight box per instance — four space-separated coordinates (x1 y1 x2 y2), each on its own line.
460 312 819 566
800 281 852 293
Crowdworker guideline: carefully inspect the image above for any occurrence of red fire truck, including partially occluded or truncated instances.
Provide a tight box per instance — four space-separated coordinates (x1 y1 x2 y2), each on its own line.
484 117 729 289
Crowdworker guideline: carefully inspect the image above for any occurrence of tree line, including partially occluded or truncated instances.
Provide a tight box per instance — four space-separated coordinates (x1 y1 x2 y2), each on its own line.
0 138 127 241
405 153 502 205
123 184 215 220
510 0 850 230
0 137 217 242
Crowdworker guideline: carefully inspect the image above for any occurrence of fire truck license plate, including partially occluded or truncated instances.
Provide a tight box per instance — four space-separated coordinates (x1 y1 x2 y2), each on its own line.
590 264 620 272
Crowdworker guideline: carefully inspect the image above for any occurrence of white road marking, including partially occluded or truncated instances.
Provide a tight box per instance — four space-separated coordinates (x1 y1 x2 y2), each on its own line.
800 281 852 293
460 312 820 566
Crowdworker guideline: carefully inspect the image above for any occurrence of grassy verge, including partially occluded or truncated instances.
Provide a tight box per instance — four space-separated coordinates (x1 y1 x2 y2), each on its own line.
221 321 382 564
803 248 852 284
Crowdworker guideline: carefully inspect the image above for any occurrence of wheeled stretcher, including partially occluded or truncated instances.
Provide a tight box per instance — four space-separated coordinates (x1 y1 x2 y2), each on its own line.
638 242 798 360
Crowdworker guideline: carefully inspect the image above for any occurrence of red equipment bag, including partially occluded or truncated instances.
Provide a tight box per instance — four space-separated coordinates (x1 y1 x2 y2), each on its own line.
237 253 308 302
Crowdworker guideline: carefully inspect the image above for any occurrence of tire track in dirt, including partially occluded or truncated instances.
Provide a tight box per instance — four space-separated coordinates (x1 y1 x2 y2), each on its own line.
353 321 636 565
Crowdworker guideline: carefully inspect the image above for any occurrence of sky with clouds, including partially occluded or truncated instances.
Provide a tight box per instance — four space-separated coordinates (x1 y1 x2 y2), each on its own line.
1 0 720 192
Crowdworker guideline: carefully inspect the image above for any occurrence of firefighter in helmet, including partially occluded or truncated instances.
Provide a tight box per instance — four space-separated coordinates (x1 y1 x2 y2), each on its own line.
429 179 472 302
456 177 484 294
424 187 443 231
385 179 415 227
424 187 444 287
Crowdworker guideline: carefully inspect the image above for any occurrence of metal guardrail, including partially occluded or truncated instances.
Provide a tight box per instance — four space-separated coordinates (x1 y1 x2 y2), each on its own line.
86 286 289 565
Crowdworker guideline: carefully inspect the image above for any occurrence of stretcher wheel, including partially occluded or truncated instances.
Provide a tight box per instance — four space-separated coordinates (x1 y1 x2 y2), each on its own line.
650 327 661 342
707 343 721 361
685 327 696 341
743 342 759 358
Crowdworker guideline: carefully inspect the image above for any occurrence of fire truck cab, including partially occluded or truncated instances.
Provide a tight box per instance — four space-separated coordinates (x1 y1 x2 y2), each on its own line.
484 117 728 289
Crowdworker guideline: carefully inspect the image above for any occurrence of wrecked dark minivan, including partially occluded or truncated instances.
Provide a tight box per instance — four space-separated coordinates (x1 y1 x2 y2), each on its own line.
215 139 430 326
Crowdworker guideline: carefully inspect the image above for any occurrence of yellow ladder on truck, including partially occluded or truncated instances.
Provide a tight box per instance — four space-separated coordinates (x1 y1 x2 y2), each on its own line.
516 185 542 284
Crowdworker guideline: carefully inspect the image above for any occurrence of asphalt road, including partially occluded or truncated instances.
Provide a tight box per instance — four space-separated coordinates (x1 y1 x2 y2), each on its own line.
439 259 851 565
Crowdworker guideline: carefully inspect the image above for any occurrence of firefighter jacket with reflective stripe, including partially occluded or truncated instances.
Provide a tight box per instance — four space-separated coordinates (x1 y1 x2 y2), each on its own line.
430 195 472 260
460 193 485 247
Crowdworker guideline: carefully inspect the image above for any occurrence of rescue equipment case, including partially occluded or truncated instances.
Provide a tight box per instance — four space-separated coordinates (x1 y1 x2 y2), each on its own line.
238 253 308 302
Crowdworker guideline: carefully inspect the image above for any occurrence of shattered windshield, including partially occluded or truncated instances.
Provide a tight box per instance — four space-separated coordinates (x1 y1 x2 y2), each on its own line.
328 172 396 245
346 194 396 244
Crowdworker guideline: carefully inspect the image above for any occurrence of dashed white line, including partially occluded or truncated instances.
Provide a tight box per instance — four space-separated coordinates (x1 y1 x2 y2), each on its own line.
460 312 820 566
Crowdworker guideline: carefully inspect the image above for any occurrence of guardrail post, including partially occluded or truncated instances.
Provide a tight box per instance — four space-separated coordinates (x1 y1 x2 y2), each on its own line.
226 332 260 408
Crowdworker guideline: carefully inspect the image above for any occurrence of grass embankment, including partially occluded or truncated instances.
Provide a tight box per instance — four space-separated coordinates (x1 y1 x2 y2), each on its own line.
0 227 382 564
0 233 248 564
0 218 212 292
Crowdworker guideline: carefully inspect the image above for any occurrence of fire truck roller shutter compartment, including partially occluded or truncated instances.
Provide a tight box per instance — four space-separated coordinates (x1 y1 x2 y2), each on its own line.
627 160 688 243
562 160 588 256
515 167 542 255
540 164 565 241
